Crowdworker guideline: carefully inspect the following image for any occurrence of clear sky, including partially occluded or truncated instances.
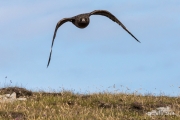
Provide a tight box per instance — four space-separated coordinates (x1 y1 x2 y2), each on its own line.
0 1 180 96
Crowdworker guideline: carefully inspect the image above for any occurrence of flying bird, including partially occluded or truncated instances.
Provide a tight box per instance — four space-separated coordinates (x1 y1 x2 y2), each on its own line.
47 10 140 67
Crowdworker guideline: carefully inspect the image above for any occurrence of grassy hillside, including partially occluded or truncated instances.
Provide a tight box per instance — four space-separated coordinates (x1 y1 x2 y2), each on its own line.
0 87 179 120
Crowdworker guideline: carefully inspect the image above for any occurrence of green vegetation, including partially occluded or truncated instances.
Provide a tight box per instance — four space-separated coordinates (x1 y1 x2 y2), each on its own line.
0 87 179 120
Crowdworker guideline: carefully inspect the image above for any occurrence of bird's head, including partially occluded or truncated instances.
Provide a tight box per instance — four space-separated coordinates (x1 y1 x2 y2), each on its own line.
76 17 89 28
80 18 87 23
72 14 90 28
79 17 89 23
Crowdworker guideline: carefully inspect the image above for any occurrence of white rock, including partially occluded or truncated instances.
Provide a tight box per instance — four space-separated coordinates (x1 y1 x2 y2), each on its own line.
10 92 16 99
0 92 27 103
5 94 11 97
146 106 177 116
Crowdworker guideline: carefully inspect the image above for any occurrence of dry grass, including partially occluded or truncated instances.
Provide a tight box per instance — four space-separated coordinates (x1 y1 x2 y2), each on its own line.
0 87 179 120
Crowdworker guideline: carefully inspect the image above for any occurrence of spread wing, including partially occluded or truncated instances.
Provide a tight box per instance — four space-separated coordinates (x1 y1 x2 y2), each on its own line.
47 18 73 68
90 10 140 43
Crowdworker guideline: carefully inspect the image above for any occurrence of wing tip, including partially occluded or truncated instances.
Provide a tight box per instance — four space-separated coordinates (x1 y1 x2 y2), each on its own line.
47 49 52 68
137 39 141 43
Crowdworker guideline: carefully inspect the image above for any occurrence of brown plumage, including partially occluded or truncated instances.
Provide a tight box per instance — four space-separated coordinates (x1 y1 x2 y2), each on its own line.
47 10 140 67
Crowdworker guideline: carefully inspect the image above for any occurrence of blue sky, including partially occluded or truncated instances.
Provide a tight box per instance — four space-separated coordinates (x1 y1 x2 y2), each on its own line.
0 1 180 96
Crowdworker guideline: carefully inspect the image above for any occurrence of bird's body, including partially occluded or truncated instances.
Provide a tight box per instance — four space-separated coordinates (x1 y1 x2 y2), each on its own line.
47 10 140 67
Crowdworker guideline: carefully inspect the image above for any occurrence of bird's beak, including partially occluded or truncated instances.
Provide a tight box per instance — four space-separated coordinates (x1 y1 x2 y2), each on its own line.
82 18 86 22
